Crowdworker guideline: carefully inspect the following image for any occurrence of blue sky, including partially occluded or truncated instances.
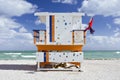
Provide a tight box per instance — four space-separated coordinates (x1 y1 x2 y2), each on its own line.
0 0 120 50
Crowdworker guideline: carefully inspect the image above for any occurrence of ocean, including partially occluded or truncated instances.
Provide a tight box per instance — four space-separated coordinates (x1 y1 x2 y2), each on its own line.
0 50 120 60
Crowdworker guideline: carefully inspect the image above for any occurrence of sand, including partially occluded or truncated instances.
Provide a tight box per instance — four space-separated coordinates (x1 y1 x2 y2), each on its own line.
0 60 120 80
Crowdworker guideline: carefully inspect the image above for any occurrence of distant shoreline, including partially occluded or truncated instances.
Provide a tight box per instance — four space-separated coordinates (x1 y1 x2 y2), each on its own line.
0 50 120 60
0 58 120 60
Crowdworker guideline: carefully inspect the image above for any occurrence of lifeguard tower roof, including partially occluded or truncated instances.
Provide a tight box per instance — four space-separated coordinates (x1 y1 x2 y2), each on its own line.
34 12 85 16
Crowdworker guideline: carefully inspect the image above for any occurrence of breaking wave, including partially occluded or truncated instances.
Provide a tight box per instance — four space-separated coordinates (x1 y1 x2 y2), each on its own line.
21 55 36 58
4 53 22 55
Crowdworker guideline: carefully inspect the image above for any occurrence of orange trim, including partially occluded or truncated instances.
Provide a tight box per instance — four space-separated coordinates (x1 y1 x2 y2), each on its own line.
72 31 74 45
52 16 55 42
36 45 83 51
69 62 80 67
46 52 49 62
34 31 36 44
84 31 86 44
39 62 51 68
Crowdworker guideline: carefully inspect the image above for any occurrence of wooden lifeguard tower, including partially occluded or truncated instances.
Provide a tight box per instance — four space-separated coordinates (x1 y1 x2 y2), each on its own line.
33 12 86 71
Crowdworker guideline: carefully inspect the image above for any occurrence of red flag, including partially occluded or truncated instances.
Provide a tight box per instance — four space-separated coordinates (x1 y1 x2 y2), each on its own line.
84 17 95 34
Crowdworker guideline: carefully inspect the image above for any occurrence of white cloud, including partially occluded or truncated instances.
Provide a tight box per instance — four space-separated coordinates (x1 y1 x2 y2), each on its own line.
0 17 21 39
0 16 21 29
0 38 35 50
77 0 120 50
114 32 120 37
114 18 120 25
106 24 111 29
0 0 37 50
113 27 120 33
0 17 32 39
52 0 61 3
16 33 33 40
0 29 17 39
79 0 120 30
0 0 37 17
113 27 120 37
84 35 120 50
0 16 35 50
78 0 120 17
52 0 77 5
19 27 27 33
84 27 120 50
61 0 77 4
35 18 41 25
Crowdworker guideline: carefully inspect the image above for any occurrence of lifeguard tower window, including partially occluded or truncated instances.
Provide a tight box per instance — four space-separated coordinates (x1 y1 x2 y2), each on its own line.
74 30 84 44
39 30 46 43
33 30 46 44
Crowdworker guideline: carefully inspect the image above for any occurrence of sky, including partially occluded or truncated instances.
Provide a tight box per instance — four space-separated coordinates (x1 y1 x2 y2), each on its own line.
0 0 120 51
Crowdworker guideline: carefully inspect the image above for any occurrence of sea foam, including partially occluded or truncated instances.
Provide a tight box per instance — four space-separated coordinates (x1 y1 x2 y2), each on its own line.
21 55 36 58
116 51 120 54
4 53 22 55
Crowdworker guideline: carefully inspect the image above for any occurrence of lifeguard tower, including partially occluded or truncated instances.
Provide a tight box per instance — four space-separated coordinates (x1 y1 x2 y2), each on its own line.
33 12 86 71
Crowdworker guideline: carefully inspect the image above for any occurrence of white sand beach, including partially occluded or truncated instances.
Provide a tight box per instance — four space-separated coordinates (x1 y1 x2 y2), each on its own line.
0 60 120 80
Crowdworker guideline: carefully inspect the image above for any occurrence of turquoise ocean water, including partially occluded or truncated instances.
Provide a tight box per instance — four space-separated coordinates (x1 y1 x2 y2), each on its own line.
0 50 120 60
